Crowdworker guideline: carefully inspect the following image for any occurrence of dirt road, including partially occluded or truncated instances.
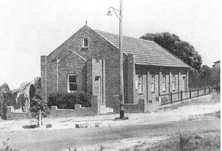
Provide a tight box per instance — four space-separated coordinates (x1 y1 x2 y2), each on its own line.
0 119 219 151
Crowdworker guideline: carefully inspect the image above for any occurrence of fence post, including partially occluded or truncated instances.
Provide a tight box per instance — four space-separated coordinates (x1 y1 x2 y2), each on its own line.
181 90 183 101
197 88 199 97
209 87 211 94
170 92 173 104
190 89 191 99
204 87 206 95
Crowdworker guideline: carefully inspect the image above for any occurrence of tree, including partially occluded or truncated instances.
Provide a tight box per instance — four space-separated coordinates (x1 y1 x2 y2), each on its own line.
34 77 41 90
210 68 220 92
30 91 49 126
140 32 202 70
0 83 14 119
0 83 10 94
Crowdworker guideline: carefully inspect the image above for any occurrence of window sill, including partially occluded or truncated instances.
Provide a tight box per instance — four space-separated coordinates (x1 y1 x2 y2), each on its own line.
81 47 88 50
138 92 143 95
67 91 77 93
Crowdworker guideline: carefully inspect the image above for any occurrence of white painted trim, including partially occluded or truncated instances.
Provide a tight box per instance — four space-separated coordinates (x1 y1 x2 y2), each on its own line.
72 51 87 61
67 74 77 93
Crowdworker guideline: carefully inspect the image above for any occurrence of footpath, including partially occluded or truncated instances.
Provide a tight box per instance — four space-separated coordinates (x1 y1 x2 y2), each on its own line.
0 102 219 132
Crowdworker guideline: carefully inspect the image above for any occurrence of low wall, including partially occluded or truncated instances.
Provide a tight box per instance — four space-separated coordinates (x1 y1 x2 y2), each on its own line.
145 97 161 112
113 95 145 113
6 96 99 120
6 106 31 120
48 96 98 118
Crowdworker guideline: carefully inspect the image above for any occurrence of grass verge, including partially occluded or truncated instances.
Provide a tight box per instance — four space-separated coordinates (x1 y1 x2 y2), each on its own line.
159 91 220 111
148 129 220 151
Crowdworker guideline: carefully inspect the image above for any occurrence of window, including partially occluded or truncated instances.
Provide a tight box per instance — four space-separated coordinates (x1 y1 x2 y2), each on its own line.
162 75 166 91
138 75 143 93
83 38 88 47
68 75 77 92
172 75 176 90
183 76 186 91
151 75 155 92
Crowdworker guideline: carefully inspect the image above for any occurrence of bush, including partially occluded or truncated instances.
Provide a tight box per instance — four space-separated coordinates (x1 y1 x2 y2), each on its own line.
30 92 50 124
48 91 91 109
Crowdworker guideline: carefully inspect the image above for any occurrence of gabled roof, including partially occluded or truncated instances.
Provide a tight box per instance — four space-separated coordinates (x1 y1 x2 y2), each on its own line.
95 30 190 68
214 60 220 64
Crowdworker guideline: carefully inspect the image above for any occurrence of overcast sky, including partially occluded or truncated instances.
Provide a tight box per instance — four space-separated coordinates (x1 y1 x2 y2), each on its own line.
0 0 220 89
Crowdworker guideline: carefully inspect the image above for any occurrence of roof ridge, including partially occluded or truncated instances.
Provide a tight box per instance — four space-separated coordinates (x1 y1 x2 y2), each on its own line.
94 29 154 44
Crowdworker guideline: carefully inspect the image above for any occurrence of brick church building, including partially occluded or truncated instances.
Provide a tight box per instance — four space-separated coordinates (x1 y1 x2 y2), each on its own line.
41 24 190 113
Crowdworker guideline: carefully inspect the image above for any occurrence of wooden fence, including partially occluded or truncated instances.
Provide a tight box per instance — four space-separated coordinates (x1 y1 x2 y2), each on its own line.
159 87 212 105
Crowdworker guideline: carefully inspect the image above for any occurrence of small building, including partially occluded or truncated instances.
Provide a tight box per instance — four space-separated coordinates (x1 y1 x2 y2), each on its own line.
213 60 220 69
41 25 190 113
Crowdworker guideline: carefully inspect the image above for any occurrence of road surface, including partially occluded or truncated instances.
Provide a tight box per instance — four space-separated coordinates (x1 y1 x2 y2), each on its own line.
0 119 220 151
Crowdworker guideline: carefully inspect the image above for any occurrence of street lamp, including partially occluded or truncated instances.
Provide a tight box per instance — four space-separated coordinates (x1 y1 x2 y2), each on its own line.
107 0 127 120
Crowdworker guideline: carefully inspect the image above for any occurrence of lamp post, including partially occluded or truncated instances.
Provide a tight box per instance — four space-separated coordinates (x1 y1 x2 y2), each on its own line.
107 0 126 119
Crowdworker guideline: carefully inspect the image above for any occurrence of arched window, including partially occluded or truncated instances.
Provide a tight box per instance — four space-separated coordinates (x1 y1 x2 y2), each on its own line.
83 38 88 47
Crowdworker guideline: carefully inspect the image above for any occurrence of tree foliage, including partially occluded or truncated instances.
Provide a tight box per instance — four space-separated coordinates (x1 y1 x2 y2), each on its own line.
34 77 41 90
189 64 220 90
30 91 49 124
0 83 10 94
140 32 202 70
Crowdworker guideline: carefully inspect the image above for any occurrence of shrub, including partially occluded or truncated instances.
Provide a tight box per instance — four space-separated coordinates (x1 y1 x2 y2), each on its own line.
48 91 91 109
30 92 50 125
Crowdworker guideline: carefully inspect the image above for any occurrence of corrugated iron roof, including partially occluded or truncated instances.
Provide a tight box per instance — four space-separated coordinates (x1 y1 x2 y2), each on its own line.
95 30 190 68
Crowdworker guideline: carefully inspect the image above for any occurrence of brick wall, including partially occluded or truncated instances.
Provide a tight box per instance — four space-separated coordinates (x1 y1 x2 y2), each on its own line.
58 52 87 92
41 56 47 101
124 54 134 104
113 95 145 113
133 65 189 110
41 25 120 109
6 106 31 120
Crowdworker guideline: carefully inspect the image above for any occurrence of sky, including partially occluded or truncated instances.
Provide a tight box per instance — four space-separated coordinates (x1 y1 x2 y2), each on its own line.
0 0 220 89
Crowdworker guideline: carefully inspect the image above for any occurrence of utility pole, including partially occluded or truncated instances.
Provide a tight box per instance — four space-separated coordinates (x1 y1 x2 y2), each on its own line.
107 0 127 119
119 0 124 119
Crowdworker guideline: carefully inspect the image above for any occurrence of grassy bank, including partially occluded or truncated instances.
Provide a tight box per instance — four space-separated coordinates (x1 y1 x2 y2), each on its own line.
159 91 220 111
141 130 220 151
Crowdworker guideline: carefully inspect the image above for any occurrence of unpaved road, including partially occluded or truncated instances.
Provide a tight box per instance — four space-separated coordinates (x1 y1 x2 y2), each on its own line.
0 119 219 151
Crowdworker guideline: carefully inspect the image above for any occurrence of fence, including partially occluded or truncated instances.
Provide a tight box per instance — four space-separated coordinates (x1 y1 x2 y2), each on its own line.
159 87 212 105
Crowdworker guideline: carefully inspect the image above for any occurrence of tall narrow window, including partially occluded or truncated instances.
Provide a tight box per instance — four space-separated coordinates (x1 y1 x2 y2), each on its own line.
162 75 166 91
138 75 143 93
83 38 88 47
151 75 155 92
183 76 186 91
68 75 77 92
172 75 176 90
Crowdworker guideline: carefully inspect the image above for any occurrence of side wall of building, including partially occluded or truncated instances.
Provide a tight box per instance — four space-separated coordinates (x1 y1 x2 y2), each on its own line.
132 65 189 106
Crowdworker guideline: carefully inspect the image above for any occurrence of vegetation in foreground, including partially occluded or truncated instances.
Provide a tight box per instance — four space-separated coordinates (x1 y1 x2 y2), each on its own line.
148 130 220 151
0 138 18 151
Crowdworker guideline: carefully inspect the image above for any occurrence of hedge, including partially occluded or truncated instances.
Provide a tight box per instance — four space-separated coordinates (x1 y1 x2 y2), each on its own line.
48 91 91 109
